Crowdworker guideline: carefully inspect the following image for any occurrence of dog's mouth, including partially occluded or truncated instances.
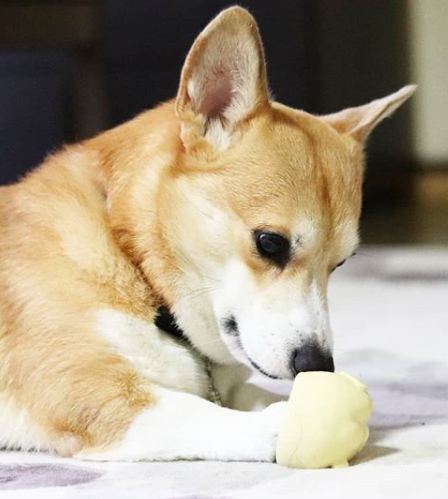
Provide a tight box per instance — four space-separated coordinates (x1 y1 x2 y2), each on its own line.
221 315 282 380
156 307 283 381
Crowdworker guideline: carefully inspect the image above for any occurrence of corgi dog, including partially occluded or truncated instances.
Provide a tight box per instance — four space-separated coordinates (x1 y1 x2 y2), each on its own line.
0 7 414 462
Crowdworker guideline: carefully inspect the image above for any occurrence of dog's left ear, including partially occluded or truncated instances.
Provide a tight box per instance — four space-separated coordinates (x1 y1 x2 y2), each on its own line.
176 7 269 154
322 85 416 143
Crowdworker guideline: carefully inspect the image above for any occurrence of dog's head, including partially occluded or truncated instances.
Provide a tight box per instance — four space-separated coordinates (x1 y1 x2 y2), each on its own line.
165 7 415 379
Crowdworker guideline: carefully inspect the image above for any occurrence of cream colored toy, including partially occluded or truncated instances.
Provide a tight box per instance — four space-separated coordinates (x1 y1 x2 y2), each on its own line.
276 372 372 469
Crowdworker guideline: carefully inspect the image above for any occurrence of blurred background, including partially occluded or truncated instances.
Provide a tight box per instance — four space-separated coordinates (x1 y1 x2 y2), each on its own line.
0 0 447 246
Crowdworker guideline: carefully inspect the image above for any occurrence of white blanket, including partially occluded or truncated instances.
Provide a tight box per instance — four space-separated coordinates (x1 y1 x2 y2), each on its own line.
1 247 447 499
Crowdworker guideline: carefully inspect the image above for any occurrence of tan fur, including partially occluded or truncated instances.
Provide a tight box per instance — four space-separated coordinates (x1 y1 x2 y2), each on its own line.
0 7 415 456
0 148 155 454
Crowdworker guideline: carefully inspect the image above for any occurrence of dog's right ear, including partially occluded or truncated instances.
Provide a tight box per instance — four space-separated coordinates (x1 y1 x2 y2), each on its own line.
176 7 269 156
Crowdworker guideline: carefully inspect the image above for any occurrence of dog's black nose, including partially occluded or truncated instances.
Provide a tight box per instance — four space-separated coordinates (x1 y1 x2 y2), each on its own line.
291 343 335 375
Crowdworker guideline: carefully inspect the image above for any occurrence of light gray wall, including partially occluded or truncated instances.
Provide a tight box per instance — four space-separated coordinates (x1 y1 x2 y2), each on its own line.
409 0 448 166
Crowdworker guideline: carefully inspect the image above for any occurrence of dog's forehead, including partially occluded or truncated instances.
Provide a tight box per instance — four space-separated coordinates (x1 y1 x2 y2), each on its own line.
224 108 362 239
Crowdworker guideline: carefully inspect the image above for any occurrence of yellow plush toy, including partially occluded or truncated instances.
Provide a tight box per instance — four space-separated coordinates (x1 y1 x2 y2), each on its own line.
276 371 372 469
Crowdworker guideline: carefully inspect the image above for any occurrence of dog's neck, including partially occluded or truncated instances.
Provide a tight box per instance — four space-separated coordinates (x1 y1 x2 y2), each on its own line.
169 271 234 363
88 103 234 363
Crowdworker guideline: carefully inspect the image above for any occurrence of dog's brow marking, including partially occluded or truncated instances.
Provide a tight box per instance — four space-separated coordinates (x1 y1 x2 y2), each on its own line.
293 219 318 248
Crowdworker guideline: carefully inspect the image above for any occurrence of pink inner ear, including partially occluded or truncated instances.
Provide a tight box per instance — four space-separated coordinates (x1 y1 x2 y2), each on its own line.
198 68 233 119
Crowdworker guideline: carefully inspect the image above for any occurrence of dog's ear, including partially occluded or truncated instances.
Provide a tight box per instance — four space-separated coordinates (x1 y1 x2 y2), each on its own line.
176 7 269 154
322 85 416 143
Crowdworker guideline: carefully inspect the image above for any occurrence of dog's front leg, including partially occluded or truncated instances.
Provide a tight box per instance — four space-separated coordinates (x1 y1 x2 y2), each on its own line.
210 363 290 411
76 388 286 462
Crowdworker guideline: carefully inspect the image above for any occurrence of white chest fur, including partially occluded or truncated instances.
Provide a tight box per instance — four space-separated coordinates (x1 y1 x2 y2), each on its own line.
96 309 209 398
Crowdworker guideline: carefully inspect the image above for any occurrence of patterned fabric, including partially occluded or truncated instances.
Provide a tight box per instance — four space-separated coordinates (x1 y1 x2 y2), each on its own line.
0 247 447 499
0 464 101 490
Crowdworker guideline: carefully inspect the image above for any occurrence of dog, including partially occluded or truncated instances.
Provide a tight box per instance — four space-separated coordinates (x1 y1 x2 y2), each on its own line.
0 7 414 462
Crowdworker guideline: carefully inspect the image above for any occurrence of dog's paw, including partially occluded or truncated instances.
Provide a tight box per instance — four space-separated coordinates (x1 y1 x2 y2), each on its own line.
257 401 287 462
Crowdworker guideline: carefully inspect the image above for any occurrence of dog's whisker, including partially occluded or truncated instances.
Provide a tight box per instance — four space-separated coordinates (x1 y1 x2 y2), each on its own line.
175 286 217 304
195 337 229 348
179 190 214 221
202 274 220 284
353 251 379 259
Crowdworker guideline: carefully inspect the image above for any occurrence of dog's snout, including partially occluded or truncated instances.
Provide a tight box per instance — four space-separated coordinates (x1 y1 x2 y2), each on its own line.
291 343 335 375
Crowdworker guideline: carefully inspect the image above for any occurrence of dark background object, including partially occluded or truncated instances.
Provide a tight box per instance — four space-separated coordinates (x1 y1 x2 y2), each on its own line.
316 0 415 204
0 51 70 183
105 0 318 126
0 0 106 185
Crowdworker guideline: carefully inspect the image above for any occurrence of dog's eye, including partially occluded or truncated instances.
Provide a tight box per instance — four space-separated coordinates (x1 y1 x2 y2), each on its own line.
254 231 290 266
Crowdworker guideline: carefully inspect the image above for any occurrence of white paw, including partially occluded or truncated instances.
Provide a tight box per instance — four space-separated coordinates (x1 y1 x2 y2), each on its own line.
257 401 287 462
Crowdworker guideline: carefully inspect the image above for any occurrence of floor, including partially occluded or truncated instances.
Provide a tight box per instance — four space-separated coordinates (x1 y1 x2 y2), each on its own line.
362 171 448 245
